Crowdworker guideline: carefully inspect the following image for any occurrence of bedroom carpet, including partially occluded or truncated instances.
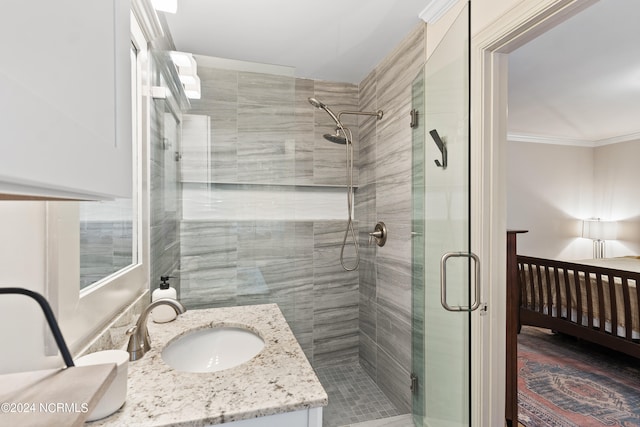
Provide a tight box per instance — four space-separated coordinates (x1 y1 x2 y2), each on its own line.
518 326 640 427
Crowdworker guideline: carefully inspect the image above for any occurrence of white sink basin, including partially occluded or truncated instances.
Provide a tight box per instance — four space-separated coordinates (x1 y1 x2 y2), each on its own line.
162 326 265 373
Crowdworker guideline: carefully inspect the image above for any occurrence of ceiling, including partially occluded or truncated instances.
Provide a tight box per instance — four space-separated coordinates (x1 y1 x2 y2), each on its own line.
162 0 640 144
508 0 640 143
163 0 432 84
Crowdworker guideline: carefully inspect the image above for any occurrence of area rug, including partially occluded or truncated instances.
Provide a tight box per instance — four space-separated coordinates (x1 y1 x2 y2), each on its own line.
518 326 640 427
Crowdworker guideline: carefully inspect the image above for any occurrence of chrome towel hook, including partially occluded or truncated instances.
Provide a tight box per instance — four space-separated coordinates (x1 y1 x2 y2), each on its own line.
430 129 447 169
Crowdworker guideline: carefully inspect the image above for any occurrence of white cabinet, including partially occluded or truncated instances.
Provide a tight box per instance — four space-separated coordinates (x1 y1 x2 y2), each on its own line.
206 407 323 427
0 0 132 200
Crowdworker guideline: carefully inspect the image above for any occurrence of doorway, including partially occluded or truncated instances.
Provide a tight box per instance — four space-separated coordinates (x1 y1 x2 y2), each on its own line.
470 0 599 425
473 0 640 424
504 1 640 425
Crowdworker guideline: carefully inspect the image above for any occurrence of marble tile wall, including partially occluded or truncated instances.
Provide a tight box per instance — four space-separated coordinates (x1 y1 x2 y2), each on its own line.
179 61 361 367
183 62 359 187
356 24 427 412
179 219 358 366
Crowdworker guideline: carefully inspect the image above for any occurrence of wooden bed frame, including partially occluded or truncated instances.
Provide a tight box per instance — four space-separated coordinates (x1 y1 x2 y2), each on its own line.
505 230 640 426
516 255 640 357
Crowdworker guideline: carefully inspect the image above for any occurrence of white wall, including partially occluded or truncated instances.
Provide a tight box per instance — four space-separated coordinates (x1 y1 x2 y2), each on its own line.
507 140 640 259
594 139 640 256
507 141 594 259
0 201 146 374
0 203 63 372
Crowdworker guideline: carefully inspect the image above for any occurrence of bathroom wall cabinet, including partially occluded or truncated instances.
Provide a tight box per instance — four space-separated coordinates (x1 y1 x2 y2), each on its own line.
0 0 132 200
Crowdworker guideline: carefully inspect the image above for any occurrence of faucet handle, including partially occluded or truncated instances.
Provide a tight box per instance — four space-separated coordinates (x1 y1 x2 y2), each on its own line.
368 230 382 245
126 326 142 360
368 222 387 247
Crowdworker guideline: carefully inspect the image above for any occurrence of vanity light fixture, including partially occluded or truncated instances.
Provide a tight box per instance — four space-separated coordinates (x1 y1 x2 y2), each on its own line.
582 218 618 259
169 51 194 68
183 75 201 99
151 0 177 14
169 51 202 99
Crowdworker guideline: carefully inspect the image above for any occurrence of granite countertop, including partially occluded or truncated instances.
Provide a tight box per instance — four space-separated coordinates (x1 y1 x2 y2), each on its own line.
91 304 327 426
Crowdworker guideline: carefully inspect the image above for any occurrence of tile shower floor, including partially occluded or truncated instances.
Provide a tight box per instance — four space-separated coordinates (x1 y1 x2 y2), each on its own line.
314 363 407 427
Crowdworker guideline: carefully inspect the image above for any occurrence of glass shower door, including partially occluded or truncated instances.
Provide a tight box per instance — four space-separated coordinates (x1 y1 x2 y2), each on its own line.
412 3 475 426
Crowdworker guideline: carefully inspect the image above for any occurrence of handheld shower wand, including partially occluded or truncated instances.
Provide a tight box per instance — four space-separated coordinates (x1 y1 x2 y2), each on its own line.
309 97 358 271
308 97 383 271
308 97 341 126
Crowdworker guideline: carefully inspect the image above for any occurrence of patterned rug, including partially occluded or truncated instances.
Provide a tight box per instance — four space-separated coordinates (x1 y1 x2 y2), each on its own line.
518 326 640 427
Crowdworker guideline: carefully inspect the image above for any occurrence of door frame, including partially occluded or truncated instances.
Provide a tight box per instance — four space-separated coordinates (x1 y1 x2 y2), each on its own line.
470 0 597 425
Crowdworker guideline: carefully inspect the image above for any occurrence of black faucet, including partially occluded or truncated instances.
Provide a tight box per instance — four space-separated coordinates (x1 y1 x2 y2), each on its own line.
0 287 74 368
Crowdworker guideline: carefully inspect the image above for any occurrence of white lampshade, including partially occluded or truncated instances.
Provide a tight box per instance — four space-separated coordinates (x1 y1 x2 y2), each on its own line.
582 219 618 241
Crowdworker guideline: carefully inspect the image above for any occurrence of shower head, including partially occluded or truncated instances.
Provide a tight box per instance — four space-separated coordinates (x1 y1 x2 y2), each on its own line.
323 127 349 145
324 133 348 145
308 97 341 126
308 97 325 109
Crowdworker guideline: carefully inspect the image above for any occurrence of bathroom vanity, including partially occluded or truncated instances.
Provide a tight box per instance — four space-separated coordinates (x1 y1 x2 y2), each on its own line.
91 304 327 426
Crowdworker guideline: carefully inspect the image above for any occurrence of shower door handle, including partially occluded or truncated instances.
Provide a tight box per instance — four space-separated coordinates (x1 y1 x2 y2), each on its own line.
440 252 481 312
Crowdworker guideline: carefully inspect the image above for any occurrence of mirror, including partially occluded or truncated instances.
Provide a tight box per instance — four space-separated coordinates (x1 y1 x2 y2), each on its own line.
79 198 136 290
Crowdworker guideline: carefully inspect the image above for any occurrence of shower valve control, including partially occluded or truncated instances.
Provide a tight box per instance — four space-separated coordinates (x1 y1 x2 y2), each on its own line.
368 222 387 247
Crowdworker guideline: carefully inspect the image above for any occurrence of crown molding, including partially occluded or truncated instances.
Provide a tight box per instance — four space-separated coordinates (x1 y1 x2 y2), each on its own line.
508 131 640 147
593 131 640 147
507 133 592 147
419 0 459 24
